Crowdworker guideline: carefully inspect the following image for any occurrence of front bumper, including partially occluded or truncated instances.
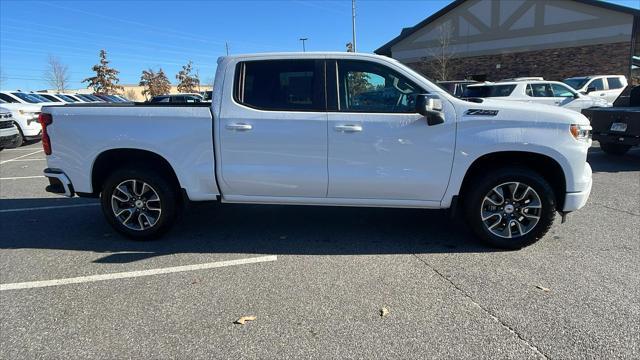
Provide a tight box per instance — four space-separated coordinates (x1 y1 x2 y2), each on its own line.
563 163 592 212
43 168 75 197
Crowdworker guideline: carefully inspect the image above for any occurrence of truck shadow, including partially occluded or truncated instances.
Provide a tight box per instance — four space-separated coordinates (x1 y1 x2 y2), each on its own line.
0 198 493 263
588 145 640 173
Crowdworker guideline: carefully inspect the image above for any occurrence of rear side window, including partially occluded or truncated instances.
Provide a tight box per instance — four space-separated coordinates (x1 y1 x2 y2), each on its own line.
463 85 516 97
588 78 604 91
607 77 624 90
41 94 61 102
235 60 323 111
526 83 554 97
0 94 18 103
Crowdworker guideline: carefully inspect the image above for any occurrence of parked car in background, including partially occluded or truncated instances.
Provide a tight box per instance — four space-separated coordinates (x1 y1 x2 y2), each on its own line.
0 106 21 150
200 90 213 101
0 98 41 147
36 93 80 103
437 80 477 98
94 94 126 103
582 85 639 155
63 94 87 102
74 94 104 103
0 91 56 105
41 52 593 249
562 75 627 104
149 94 203 103
463 80 610 112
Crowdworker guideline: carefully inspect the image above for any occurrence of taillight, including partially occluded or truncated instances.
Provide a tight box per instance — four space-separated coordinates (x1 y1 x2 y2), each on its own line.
39 113 53 155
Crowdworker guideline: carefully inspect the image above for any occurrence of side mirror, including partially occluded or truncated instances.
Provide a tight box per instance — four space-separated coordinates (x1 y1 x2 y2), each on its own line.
586 86 596 94
415 94 445 126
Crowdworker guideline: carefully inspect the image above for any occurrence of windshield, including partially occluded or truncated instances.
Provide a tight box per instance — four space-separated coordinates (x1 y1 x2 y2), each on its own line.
11 92 43 103
57 94 76 102
562 77 589 90
463 85 516 98
39 94 61 102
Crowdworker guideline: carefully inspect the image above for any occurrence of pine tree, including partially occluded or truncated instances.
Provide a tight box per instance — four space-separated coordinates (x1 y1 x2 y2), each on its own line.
176 61 200 93
83 49 124 95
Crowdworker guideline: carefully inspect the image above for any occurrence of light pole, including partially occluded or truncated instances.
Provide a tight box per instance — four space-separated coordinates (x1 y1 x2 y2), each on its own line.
351 0 357 52
299 37 308 52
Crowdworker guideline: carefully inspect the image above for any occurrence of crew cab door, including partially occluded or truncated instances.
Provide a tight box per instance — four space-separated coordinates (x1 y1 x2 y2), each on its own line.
218 59 328 197
326 59 455 201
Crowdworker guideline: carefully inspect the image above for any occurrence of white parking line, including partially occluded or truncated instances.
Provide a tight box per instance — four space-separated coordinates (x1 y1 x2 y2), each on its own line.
0 175 45 180
1 147 42 151
0 150 44 164
1 158 45 162
0 203 100 213
0 256 278 291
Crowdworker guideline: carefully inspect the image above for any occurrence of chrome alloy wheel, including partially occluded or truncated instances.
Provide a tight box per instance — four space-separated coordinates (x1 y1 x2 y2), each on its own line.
111 179 162 231
480 182 542 239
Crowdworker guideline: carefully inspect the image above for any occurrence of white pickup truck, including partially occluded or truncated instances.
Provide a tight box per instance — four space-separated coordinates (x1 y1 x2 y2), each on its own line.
41 52 593 249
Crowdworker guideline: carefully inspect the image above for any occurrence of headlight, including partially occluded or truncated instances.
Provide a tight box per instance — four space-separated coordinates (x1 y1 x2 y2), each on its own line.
18 110 38 116
570 124 592 141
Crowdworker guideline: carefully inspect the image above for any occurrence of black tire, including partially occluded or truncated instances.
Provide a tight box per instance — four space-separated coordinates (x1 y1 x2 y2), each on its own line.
600 142 631 156
463 167 556 249
13 124 24 147
100 167 179 240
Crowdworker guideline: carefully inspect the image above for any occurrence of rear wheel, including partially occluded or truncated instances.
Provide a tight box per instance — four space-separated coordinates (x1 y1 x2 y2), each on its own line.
100 167 179 240
600 142 631 155
464 167 556 249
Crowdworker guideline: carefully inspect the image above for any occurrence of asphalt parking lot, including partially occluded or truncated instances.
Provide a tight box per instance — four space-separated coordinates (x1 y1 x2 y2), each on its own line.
1 141 638 359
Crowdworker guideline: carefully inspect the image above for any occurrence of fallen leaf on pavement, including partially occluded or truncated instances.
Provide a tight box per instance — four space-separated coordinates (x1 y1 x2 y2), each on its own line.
380 307 389 317
234 316 257 325
536 285 551 292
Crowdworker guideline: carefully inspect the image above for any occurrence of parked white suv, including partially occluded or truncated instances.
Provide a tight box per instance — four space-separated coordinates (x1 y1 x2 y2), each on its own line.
563 75 627 104
0 98 42 146
463 80 610 112
0 106 21 150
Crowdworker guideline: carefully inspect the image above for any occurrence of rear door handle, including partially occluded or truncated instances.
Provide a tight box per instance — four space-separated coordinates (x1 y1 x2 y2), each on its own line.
334 124 363 132
226 123 253 131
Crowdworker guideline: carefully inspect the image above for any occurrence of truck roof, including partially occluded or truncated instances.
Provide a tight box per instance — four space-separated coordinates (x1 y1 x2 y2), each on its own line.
217 51 395 62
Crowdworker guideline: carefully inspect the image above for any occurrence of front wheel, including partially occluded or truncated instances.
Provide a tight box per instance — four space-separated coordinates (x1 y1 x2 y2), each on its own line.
100 168 179 240
600 142 631 155
464 167 556 249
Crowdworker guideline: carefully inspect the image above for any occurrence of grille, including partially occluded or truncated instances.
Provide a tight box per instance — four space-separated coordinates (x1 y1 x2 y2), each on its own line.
0 120 14 129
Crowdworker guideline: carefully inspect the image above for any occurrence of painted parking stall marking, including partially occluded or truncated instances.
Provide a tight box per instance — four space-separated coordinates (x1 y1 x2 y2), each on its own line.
0 255 278 291
0 203 100 213
0 149 44 164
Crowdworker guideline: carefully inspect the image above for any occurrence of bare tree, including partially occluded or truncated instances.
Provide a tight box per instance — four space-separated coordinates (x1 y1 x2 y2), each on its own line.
421 22 456 81
44 55 70 92
125 88 138 101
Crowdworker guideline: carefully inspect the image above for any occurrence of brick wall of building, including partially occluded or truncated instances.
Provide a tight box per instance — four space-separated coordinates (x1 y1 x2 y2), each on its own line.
407 42 631 82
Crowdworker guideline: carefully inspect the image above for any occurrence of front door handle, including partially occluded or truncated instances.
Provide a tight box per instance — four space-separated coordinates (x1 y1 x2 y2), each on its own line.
334 124 363 132
226 123 253 131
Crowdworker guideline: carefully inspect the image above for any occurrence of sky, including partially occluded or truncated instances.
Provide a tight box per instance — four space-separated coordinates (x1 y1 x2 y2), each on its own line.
1 0 638 91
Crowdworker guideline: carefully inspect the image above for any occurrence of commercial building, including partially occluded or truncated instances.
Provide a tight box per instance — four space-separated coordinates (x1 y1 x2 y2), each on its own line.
375 0 640 83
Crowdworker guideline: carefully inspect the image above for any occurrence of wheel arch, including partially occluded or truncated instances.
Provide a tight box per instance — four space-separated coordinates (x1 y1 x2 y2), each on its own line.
457 151 567 209
91 148 182 197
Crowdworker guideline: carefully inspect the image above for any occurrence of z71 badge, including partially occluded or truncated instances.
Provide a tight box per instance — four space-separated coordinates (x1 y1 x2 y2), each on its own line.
465 109 499 116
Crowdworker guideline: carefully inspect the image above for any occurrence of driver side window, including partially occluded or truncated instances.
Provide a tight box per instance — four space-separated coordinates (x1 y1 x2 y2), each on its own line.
337 60 423 113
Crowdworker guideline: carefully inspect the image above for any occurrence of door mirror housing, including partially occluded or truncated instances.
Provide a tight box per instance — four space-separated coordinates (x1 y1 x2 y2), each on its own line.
586 86 596 94
416 94 445 126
